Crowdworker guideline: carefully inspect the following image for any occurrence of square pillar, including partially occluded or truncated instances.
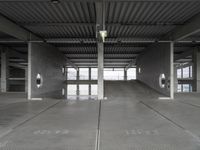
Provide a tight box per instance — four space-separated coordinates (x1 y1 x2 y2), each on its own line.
124 68 127 81
170 42 174 99
98 43 104 100
193 48 200 92
89 67 92 95
76 68 80 96
174 64 178 92
66 67 68 97
1 48 9 92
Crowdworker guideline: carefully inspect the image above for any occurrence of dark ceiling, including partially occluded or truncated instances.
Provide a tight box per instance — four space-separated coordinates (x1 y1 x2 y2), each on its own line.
0 0 200 68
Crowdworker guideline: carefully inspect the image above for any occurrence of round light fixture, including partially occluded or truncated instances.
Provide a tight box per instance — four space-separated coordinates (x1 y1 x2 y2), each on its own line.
36 73 43 88
159 73 166 88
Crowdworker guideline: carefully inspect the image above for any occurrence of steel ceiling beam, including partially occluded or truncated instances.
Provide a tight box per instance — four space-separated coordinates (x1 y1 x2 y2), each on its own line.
174 49 193 61
0 45 27 60
0 15 43 41
0 16 78 69
164 13 200 41
9 63 26 69
0 0 199 2
9 49 27 61
22 23 182 27
125 59 136 70
2 38 200 44
65 56 78 70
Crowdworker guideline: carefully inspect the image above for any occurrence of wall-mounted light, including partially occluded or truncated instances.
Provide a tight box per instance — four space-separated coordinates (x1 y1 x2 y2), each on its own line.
62 88 65 96
62 66 66 75
99 30 107 42
36 73 43 88
159 73 166 88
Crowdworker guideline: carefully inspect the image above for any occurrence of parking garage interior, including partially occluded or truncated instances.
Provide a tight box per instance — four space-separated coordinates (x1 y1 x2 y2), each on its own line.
0 0 200 149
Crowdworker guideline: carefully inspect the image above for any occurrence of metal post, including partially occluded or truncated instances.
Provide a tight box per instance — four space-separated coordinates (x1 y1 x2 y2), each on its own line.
124 68 127 81
193 47 200 92
174 64 178 93
98 43 104 100
170 42 174 99
1 48 9 92
76 68 80 96
89 67 92 96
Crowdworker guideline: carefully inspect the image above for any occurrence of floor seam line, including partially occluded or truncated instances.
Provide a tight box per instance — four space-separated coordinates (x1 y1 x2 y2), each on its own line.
139 100 200 142
13 100 61 129
177 101 200 109
95 100 101 150
0 100 61 139
139 101 185 130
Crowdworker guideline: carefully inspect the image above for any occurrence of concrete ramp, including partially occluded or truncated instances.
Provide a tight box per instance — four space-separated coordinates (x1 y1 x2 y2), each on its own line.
104 81 162 99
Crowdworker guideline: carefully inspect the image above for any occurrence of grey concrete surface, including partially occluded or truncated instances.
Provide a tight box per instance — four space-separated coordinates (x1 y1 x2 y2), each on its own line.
0 93 99 150
0 93 60 144
101 81 200 150
28 43 66 99
137 43 171 96
0 81 200 150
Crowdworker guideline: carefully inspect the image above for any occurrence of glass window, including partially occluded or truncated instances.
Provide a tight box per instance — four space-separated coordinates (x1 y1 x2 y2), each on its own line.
79 84 89 95
177 69 182 79
190 66 193 78
127 68 136 80
183 67 189 78
67 68 77 80
91 84 97 95
104 68 124 80
91 68 98 80
189 84 193 92
177 84 192 92
67 84 77 95
79 68 89 80
182 84 190 92
177 84 182 92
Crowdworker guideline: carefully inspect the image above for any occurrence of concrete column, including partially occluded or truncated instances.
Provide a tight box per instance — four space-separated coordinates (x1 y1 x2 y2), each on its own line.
76 68 80 96
174 64 178 93
170 42 174 99
193 48 200 92
89 67 92 95
98 43 104 100
66 67 68 97
124 68 127 81
1 48 9 92
28 42 32 99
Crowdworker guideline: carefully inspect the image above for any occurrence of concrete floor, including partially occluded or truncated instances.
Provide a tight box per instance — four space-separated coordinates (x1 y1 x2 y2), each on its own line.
0 81 200 149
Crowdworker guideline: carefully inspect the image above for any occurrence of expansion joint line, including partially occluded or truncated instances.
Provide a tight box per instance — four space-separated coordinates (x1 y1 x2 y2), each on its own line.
95 100 101 150
140 101 200 143
0 100 61 139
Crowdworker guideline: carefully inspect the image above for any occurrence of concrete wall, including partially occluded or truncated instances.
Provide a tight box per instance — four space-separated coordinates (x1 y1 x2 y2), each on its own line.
28 43 66 99
137 43 171 96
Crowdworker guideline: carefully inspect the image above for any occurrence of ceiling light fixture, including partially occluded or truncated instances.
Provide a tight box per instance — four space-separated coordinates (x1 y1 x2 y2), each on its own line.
51 0 60 4
99 30 107 42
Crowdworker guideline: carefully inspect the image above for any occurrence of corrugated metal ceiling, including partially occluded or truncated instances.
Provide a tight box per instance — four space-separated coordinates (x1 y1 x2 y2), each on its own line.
0 1 200 67
0 1 200 39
